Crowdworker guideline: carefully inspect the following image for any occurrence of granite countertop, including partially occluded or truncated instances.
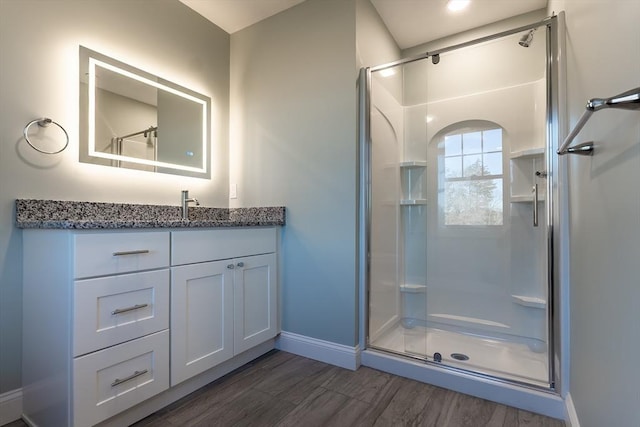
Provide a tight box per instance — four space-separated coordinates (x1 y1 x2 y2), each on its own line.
15 199 285 229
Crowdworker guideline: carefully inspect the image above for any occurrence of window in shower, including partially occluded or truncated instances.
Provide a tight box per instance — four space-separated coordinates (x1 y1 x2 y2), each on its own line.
439 124 504 226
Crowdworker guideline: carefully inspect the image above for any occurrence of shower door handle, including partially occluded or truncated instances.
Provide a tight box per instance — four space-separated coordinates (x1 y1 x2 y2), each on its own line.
532 170 546 227
533 184 539 227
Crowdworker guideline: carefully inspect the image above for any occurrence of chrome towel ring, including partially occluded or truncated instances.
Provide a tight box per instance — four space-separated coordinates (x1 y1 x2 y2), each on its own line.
23 117 69 154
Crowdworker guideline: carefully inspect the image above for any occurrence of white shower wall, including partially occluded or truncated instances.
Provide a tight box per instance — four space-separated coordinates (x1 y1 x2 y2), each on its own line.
370 29 550 350
368 76 404 341
421 80 548 342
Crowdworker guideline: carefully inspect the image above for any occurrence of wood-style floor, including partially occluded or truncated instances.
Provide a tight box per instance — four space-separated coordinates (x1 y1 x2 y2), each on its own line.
5 350 565 427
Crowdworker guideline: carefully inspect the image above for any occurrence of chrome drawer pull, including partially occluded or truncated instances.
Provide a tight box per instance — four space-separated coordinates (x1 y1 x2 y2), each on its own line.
112 249 150 256
236 261 244 267
111 369 148 387
111 303 148 315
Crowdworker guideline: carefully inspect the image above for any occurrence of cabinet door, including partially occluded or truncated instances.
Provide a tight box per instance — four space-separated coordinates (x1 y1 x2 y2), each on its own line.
233 253 278 355
171 260 234 386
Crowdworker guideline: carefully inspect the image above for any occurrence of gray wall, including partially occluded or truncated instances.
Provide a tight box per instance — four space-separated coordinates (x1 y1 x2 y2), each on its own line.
228 0 401 348
355 0 402 69
548 1 640 426
229 0 358 346
0 0 229 393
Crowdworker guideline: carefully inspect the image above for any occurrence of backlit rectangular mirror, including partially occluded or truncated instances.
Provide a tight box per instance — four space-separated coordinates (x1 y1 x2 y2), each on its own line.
79 46 211 178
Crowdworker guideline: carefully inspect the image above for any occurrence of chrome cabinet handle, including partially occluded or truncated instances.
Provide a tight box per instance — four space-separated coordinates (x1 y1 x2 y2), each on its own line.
227 264 235 269
112 249 150 257
236 261 245 268
111 369 148 387
533 184 539 227
111 303 148 316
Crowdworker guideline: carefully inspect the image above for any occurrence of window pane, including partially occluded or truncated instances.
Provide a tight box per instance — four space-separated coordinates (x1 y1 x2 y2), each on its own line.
445 156 462 178
463 154 482 176
483 128 502 152
444 178 503 226
483 152 502 175
444 134 462 156
462 132 482 155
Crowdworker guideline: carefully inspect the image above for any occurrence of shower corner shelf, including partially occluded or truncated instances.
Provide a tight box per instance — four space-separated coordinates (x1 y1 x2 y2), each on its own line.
511 294 546 309
400 284 427 293
399 160 427 168
400 199 427 206
510 148 544 159
510 195 545 203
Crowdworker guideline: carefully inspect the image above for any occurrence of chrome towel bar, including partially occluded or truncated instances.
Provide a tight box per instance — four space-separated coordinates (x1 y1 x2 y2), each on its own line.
557 87 640 156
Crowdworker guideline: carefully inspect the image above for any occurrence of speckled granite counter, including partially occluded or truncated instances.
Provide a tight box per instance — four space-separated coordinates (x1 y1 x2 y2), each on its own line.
15 199 285 229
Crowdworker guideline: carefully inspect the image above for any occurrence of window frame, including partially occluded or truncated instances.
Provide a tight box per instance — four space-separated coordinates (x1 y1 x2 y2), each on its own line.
434 122 508 230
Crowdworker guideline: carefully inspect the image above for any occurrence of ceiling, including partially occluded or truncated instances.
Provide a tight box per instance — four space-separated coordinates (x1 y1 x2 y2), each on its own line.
371 0 547 49
179 0 307 34
180 0 547 49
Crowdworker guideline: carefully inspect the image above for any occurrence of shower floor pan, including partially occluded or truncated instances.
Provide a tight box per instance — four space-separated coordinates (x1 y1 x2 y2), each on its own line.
370 324 548 387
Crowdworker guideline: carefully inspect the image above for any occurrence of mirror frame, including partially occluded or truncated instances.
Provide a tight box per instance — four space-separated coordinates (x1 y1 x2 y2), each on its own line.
79 46 212 178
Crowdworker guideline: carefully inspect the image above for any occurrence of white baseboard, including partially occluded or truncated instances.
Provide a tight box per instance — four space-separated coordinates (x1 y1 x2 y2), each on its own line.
0 388 22 425
276 331 360 370
564 392 580 427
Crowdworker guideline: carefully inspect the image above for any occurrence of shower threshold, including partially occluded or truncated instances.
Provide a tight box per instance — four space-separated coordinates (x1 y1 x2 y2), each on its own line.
370 324 549 387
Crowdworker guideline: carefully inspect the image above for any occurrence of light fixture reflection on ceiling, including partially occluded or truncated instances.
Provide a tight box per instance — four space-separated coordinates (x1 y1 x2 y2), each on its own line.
447 0 471 12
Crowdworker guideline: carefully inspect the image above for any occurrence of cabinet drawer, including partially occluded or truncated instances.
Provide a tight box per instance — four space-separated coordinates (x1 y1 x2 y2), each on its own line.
172 227 276 266
74 269 170 356
73 330 169 427
75 232 170 279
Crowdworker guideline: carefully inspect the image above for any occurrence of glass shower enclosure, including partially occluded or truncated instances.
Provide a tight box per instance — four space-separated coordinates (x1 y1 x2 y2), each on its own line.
362 18 557 388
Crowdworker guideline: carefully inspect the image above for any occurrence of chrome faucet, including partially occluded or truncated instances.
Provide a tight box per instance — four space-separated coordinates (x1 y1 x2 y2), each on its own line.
181 190 199 220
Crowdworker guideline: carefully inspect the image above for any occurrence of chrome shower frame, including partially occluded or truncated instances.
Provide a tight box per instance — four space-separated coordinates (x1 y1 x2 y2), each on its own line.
357 13 567 414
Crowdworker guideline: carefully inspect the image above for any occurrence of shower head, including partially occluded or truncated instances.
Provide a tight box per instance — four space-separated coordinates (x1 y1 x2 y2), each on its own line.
518 29 536 48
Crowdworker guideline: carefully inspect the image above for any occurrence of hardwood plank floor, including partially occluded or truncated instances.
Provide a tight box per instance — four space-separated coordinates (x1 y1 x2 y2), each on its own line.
4 350 565 427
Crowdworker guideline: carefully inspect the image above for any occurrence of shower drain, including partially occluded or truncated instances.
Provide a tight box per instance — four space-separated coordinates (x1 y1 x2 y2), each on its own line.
450 353 470 361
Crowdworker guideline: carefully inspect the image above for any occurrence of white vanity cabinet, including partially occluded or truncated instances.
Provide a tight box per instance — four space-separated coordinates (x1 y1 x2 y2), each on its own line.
22 230 171 427
22 226 279 427
170 228 278 386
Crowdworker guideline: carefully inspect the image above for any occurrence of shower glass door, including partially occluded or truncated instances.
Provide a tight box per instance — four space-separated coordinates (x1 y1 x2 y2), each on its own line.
366 23 552 387
368 60 429 359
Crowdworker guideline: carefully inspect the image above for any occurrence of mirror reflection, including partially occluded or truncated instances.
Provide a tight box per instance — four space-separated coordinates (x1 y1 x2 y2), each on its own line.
79 46 211 178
